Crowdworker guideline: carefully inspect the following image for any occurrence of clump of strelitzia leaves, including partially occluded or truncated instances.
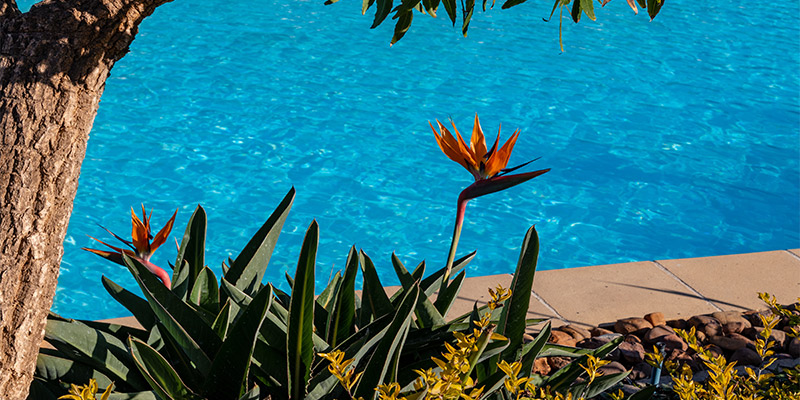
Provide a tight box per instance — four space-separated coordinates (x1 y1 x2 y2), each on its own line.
640 292 800 400
57 379 113 400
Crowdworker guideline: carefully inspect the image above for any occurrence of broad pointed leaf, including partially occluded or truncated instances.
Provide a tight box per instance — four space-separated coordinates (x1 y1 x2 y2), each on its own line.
226 188 295 296
129 337 198 400
498 226 539 360
354 283 419 399
287 221 319 400
205 285 274 399
175 206 206 285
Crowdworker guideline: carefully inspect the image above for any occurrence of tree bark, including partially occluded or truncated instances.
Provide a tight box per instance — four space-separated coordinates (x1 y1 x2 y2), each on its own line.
0 0 170 396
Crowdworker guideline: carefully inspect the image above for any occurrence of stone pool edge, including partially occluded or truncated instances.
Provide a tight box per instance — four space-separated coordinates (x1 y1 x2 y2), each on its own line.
97 248 800 330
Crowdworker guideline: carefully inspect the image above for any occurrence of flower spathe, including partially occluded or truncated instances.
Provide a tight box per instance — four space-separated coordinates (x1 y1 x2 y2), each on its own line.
83 205 176 288
430 114 549 288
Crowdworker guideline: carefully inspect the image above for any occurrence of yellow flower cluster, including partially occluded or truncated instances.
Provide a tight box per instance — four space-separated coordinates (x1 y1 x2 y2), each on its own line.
57 379 113 400
645 293 800 400
318 349 364 396
413 325 485 400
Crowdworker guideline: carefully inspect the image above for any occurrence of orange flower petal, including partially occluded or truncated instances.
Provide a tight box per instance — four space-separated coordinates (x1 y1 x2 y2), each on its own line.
432 121 470 170
130 208 150 254
450 120 480 169
150 209 178 253
485 130 519 177
470 114 487 160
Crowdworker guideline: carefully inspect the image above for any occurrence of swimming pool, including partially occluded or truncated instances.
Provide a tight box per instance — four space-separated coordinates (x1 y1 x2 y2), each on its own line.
21 0 797 320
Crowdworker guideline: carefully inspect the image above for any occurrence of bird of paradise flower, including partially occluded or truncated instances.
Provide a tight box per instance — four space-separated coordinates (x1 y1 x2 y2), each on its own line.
431 115 549 290
82 206 177 288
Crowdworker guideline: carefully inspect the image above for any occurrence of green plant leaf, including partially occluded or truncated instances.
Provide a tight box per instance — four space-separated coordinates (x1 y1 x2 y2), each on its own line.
501 0 528 9
316 271 341 311
398 262 445 329
497 226 539 361
172 260 191 301
79 318 148 343
371 0 393 28
359 250 393 325
571 0 580 22
35 351 114 390
190 266 220 316
175 205 207 286
102 276 156 331
646 0 663 20
129 337 198 400
432 269 465 317
569 371 630 398
238 385 261 400
43 318 147 389
354 283 419 399
204 285 274 399
461 0 474 36
212 300 232 340
542 336 623 391
328 247 358 347
362 0 376 14
421 0 438 16
628 385 657 400
441 0 456 24
520 321 551 377
287 221 319 400
421 251 474 297
226 188 295 296
107 392 159 400
391 10 413 45
580 0 595 20
125 256 219 375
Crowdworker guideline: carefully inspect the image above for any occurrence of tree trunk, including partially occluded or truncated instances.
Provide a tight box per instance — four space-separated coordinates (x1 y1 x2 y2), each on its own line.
0 0 170 396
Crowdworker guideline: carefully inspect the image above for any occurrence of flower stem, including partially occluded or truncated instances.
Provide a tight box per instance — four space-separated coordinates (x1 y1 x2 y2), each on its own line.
441 193 468 293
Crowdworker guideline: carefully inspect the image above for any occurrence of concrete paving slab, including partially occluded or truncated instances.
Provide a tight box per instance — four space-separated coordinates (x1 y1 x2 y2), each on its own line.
658 250 800 312
533 261 718 328
788 249 800 259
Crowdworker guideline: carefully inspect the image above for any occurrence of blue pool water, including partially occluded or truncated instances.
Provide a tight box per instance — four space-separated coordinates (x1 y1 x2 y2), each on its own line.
20 0 799 320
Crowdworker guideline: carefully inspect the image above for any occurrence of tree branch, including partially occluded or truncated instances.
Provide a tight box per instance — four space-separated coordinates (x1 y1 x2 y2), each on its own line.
0 0 20 18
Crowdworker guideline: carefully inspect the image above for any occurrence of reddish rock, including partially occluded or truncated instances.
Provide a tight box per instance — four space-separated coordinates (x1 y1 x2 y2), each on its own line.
522 333 535 343
591 327 614 337
696 330 707 343
644 325 676 343
712 311 751 327
630 362 652 380
753 326 787 348
712 311 752 335
667 319 688 330
615 318 653 335
532 357 551 375
708 344 724 358
644 312 667 327
688 315 719 327
625 334 642 344
597 361 627 376
689 315 722 337
709 334 751 351
547 356 572 370
560 324 591 341
549 330 577 347
661 333 689 352
618 340 645 364
788 337 800 358
729 347 762 366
